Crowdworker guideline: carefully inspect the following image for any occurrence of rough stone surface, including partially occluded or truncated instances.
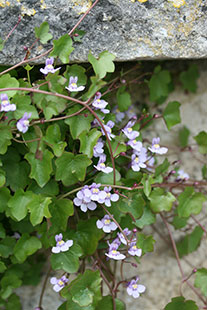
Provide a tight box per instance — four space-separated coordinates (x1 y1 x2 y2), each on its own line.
1 0 207 65
16 62 207 309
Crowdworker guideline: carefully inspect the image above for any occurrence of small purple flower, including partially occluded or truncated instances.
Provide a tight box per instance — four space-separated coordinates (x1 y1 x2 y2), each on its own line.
93 139 104 157
52 233 73 253
73 185 97 212
127 277 146 298
16 112 32 133
107 238 121 251
96 214 118 233
113 106 125 123
65 76 85 92
128 242 142 257
177 169 189 181
105 248 126 260
0 94 16 112
146 156 155 171
90 183 107 203
127 139 143 152
103 186 119 207
148 137 168 155
50 275 69 292
92 92 108 109
117 228 131 245
94 154 113 174
40 57 61 75
131 152 147 172
101 121 115 140
126 106 137 119
122 118 139 140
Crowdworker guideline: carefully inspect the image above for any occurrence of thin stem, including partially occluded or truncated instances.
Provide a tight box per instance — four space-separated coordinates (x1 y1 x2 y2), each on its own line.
4 16 21 43
38 266 52 309
191 215 207 237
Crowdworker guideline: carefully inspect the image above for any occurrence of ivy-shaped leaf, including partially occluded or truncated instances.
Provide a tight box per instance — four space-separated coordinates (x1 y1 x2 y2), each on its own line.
44 124 67 157
88 51 115 80
176 226 203 258
0 73 19 98
117 85 131 112
50 34 74 64
8 189 34 221
194 131 207 154
149 188 176 213
194 268 207 297
25 149 54 188
27 195 52 226
14 233 42 263
179 64 199 93
179 126 190 147
163 101 181 130
149 65 171 103
50 199 74 231
79 129 102 158
35 21 53 44
0 124 12 155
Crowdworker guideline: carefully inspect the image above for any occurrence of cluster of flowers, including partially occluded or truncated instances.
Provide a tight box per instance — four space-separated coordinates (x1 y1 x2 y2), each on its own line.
105 228 142 260
73 183 119 212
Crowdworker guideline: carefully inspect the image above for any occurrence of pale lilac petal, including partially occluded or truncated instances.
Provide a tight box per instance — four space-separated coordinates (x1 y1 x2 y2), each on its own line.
50 277 58 285
96 220 104 229
138 285 146 293
111 193 119 202
53 284 63 292
52 246 61 253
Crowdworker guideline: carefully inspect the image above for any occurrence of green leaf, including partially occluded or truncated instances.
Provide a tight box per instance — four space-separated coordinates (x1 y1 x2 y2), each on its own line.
0 237 16 258
155 158 170 177
13 94 39 119
149 66 171 103
50 34 74 64
94 169 121 185
202 164 207 180
172 215 188 230
0 188 11 213
0 224 5 239
3 161 30 191
117 86 131 112
135 204 156 229
194 131 207 154
25 149 54 187
163 101 181 130
0 124 12 154
0 274 22 300
0 261 6 273
0 73 19 98
8 189 34 221
118 194 145 219
55 152 91 186
50 199 74 231
79 129 102 158
179 64 199 93
44 124 67 157
65 108 93 139
64 64 87 86
0 168 5 187
194 268 207 297
5 293 22 310
35 21 53 44
176 226 203 258
75 218 103 255
179 126 190 147
50 243 82 273
96 296 125 310
27 196 52 226
137 233 155 255
14 233 42 263
72 288 94 307
164 296 198 310
141 174 154 197
84 76 106 99
108 140 127 158
73 30 86 42
88 51 115 80
177 187 206 218
149 188 176 213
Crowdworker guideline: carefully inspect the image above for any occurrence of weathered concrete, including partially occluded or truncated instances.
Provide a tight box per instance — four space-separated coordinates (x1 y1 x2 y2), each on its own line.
1 0 207 65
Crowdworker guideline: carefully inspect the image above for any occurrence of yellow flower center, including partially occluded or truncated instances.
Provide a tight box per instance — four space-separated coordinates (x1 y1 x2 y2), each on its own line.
135 157 139 163
23 120 29 126
58 240 64 245
58 280 64 286
106 193 111 198
108 128 111 133
47 64 53 69
71 83 77 87
2 100 8 105
127 127 133 132
154 144 160 148
112 250 117 254
92 188 99 193
132 284 138 289
133 140 137 144
100 163 105 167
96 99 101 103
132 245 137 250
104 219 111 225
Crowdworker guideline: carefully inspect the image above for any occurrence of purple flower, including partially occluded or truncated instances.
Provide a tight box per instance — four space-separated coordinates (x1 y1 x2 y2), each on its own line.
107 238 121 251
96 214 118 233
93 139 104 157
50 275 69 292
105 248 126 260
128 242 142 257
90 183 107 203
52 233 73 253
122 118 139 140
113 106 125 123
131 148 147 171
127 277 146 298
92 92 108 110
103 186 119 207
126 106 137 119
73 185 97 212
117 228 131 245
101 121 115 140
148 137 168 155
65 76 85 92
146 156 155 171
40 57 61 75
177 169 189 181
0 94 16 112
94 154 113 174
16 112 32 133
127 139 143 152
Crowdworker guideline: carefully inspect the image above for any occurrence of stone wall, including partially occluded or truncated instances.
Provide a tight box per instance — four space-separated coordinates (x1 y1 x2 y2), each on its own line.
1 0 207 65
